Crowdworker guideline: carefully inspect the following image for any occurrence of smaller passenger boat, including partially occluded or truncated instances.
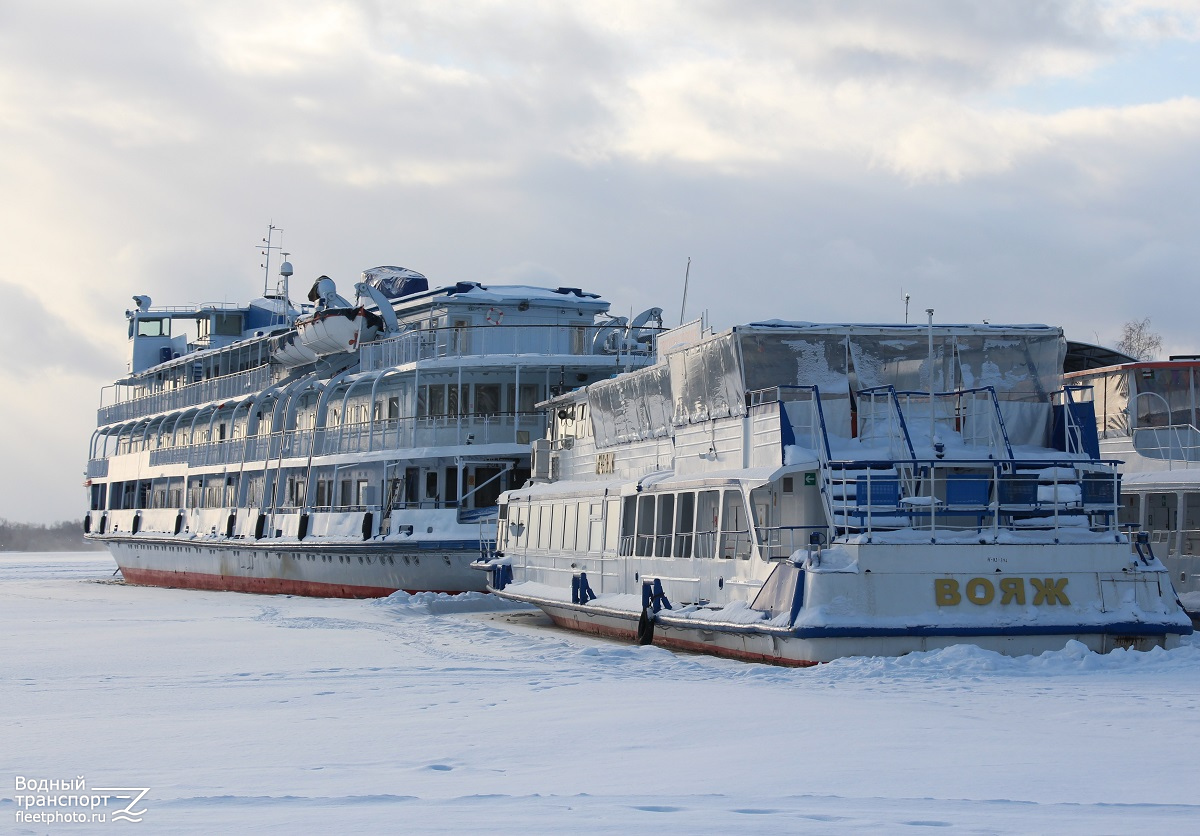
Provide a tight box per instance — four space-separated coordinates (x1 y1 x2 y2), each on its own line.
478 321 1192 664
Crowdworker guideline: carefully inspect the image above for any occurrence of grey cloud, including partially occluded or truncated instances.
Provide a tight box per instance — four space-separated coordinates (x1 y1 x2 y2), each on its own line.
1 0 1199 522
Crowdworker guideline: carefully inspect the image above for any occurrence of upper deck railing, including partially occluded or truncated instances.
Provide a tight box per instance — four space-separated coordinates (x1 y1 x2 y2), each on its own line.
98 322 659 426
143 412 544 467
360 323 656 371
98 365 277 426
1131 423 1200 467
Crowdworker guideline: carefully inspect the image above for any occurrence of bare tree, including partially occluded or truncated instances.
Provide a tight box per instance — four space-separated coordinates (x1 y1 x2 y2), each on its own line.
1116 317 1163 361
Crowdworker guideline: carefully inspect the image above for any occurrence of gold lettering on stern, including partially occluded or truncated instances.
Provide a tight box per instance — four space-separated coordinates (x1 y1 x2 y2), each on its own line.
1030 577 1070 606
935 577 1069 606
965 578 995 605
935 579 962 606
999 577 1025 605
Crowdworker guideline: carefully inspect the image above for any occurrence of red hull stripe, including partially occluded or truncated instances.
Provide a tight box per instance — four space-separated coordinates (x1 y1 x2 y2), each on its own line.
118 567 460 599
547 613 819 668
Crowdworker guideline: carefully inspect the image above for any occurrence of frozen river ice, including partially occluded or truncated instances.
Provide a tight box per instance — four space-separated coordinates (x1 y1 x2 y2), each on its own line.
3 552 1198 834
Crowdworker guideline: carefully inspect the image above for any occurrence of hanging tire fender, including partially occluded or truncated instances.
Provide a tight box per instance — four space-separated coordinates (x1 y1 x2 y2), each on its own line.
636 607 655 645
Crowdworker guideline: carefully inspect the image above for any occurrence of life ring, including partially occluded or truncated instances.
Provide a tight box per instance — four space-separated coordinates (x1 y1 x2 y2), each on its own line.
486 307 504 326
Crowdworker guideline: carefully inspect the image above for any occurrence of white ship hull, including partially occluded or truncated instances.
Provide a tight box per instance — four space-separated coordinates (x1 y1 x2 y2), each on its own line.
491 540 1186 665
104 536 485 597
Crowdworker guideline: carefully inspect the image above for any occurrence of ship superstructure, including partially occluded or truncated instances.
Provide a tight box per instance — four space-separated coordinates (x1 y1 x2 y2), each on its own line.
85 257 661 596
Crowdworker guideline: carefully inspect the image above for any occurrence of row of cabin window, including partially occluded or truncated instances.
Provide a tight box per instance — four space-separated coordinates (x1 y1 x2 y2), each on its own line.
327 383 546 425
94 463 515 513
507 489 753 559
415 383 543 419
507 500 609 554
111 379 550 457
106 381 551 458
623 490 753 559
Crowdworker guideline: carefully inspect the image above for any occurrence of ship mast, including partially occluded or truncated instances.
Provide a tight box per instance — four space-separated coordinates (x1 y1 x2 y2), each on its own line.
260 224 283 297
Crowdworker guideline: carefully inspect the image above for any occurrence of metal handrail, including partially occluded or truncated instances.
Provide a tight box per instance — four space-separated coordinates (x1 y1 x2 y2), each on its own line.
139 412 546 469
824 457 1122 540
98 365 275 425
360 323 660 371
883 386 1014 459
1132 422 1200 468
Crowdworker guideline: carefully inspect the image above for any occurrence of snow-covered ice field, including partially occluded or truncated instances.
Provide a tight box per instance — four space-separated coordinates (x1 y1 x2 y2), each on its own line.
3 552 1198 834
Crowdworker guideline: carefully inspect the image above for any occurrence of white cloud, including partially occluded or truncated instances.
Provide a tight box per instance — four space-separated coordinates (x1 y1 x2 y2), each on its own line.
1 0 1200 520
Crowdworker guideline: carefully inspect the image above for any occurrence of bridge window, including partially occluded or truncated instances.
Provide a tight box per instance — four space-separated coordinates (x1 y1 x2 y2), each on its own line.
136 318 168 337
213 313 242 336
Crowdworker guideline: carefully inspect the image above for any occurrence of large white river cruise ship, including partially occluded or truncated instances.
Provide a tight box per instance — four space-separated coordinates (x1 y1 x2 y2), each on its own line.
84 253 662 597
479 319 1192 664
1067 355 1200 623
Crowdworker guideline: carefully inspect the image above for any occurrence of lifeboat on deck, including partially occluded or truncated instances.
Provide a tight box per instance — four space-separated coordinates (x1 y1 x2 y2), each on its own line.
293 275 384 357
296 306 383 355
269 330 320 367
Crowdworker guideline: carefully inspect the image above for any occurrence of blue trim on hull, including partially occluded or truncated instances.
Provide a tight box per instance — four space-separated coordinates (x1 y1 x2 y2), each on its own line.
655 616 1194 639
778 622 1193 639
495 586 1193 639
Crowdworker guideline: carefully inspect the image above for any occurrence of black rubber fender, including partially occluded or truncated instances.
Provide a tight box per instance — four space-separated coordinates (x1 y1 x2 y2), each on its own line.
636 608 655 645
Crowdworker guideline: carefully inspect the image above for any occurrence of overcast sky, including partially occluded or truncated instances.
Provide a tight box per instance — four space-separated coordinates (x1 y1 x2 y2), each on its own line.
2 1 1198 523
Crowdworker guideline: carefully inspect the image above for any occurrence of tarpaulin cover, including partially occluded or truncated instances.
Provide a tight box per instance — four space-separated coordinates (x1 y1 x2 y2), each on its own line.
590 333 744 448
1072 369 1131 438
587 324 1066 450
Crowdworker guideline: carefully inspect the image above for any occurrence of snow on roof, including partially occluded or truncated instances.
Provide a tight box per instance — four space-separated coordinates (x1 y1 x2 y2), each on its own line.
741 320 1060 334
446 284 606 306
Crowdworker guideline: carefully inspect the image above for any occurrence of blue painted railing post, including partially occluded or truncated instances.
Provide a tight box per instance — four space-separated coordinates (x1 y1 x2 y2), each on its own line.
650 578 672 612
788 567 806 627
578 571 596 603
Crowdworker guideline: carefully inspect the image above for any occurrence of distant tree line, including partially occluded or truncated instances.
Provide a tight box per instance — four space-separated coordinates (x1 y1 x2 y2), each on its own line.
0 519 105 552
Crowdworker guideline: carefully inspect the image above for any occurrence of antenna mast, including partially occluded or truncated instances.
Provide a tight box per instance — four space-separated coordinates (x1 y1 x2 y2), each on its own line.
260 224 283 296
679 257 691 326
